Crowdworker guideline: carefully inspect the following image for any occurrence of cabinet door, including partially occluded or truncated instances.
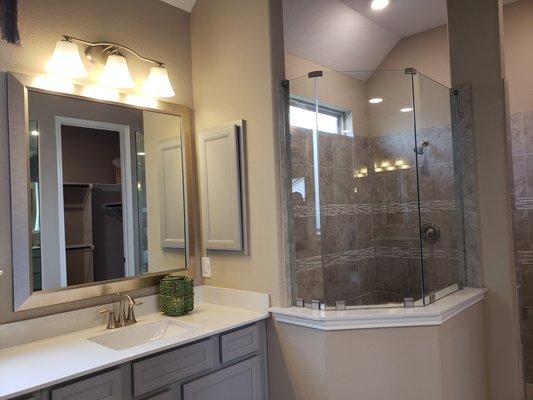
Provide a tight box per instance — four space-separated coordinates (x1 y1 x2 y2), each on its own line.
197 121 247 252
183 357 261 400
50 369 122 400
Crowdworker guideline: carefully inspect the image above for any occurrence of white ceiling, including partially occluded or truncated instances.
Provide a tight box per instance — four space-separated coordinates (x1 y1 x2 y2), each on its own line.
160 0 197 13
283 0 399 79
283 0 521 79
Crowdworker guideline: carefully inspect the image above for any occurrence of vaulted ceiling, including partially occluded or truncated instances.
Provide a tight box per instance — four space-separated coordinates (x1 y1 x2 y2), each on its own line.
283 0 520 78
160 0 197 13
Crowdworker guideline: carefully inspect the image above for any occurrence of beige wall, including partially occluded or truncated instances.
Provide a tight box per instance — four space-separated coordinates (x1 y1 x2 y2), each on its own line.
0 0 194 323
191 0 287 306
143 111 186 273
447 0 524 398
268 303 487 400
375 0 533 114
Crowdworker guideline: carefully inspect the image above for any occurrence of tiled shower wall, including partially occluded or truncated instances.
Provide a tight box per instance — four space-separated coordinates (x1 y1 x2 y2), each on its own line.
509 111 533 387
291 124 460 306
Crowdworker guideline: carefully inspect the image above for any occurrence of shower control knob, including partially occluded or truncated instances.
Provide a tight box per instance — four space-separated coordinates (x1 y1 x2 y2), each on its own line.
422 223 441 242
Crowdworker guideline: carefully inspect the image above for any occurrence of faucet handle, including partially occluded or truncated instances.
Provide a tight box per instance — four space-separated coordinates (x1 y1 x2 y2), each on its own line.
125 297 143 325
100 308 117 329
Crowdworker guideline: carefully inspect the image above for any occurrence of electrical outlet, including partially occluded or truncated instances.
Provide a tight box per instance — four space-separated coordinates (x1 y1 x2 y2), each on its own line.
201 257 211 278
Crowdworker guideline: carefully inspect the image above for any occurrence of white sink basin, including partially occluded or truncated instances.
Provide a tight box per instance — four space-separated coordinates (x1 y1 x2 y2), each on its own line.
88 319 201 350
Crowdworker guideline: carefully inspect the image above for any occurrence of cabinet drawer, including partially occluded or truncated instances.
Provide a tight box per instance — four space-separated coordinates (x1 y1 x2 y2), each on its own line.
220 324 259 363
133 338 216 397
145 391 173 400
50 369 122 400
183 357 261 400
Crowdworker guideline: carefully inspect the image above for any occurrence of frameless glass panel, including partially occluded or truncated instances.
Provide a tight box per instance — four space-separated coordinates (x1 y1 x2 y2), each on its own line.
413 72 464 304
289 74 325 305
318 70 423 308
288 69 426 309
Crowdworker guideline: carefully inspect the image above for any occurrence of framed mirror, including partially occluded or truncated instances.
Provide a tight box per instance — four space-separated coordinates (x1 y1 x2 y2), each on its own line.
8 72 196 311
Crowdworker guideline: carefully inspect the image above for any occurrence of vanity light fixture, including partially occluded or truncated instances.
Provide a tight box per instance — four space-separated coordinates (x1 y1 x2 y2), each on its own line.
46 35 175 98
45 38 88 79
400 107 414 113
368 97 383 104
371 0 390 11
101 54 134 89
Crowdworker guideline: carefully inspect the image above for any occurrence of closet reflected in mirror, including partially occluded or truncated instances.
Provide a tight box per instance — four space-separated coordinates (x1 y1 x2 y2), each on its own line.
28 91 187 292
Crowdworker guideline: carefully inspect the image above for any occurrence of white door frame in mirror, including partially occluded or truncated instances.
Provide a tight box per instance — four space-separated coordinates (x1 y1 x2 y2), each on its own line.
53 117 136 288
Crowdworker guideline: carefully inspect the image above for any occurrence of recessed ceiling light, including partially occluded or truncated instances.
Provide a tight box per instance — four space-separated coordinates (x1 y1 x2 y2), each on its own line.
371 0 390 10
369 97 383 104
400 107 414 113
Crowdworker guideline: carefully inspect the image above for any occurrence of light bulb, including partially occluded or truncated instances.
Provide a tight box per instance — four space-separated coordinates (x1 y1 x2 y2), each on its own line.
45 39 88 79
371 0 390 10
101 54 134 89
400 107 414 113
368 97 383 104
143 66 175 98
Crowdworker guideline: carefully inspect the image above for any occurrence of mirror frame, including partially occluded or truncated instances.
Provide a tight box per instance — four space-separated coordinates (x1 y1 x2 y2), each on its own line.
7 72 198 311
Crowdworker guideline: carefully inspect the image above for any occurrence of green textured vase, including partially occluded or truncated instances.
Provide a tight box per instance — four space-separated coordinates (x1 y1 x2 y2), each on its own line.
160 275 194 316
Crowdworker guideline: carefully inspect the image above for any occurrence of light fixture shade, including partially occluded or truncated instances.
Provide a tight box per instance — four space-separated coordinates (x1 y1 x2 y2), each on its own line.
45 40 88 79
143 66 175 98
101 54 134 89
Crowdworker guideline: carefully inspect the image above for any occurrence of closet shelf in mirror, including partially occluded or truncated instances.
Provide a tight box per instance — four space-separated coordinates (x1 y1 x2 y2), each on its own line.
65 244 95 251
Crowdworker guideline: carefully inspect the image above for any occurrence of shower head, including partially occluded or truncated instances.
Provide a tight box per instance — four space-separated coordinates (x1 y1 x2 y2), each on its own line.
414 139 430 155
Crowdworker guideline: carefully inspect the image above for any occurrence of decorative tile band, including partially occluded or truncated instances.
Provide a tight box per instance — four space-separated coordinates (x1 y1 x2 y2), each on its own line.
375 246 458 260
294 247 375 271
515 198 533 210
292 200 456 218
517 250 533 265
294 246 458 271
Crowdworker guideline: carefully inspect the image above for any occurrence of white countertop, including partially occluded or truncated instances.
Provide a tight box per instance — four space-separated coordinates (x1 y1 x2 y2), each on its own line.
0 286 270 400
270 287 487 331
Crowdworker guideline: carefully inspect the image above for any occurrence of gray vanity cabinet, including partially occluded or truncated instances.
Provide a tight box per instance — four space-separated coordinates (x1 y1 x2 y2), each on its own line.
182 357 261 400
19 321 267 400
18 321 268 400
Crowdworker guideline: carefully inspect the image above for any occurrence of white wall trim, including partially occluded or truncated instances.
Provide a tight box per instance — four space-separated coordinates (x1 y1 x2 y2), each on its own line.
269 287 487 331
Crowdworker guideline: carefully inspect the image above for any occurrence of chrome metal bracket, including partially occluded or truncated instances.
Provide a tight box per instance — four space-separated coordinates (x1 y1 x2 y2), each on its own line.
335 301 346 311
403 297 415 308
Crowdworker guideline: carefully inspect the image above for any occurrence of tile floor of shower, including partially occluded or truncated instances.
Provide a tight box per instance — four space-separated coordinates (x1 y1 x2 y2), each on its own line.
291 123 460 308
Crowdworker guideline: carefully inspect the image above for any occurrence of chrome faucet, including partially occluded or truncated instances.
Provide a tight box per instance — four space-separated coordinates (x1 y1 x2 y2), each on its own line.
100 293 143 329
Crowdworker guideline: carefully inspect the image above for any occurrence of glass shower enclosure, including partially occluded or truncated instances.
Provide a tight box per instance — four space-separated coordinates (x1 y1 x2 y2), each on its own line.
288 69 465 309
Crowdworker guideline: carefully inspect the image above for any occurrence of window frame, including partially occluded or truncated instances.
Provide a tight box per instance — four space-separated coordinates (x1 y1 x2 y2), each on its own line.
289 97 350 136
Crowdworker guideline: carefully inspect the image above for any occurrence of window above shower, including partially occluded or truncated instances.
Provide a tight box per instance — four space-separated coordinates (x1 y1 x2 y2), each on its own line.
289 98 354 136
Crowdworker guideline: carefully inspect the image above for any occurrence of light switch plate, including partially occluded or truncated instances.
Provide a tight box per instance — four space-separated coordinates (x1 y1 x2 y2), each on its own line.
201 257 211 278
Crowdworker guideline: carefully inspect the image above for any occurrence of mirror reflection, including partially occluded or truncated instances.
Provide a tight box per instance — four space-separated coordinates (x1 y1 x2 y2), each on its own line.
28 91 187 292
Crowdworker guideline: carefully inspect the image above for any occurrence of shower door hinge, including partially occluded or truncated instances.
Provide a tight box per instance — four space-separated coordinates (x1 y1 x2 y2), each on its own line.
281 78 289 87
308 70 323 79
403 298 414 308
335 301 346 311
404 67 418 75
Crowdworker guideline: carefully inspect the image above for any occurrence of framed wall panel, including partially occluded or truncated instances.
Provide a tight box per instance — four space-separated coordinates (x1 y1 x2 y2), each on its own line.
198 121 247 252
